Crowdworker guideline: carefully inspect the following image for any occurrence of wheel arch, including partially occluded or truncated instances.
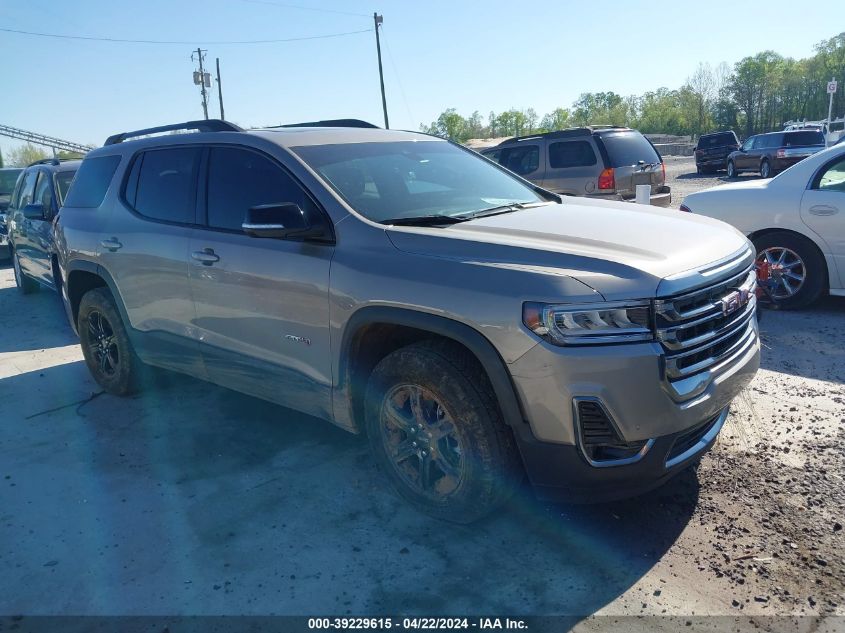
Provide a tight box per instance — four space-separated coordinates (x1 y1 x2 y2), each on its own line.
65 261 130 334
336 307 528 438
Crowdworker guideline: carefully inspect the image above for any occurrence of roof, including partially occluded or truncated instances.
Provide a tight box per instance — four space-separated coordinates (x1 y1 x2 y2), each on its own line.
249 126 438 148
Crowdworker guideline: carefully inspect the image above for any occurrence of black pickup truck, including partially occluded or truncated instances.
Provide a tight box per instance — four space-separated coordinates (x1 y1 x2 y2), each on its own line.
694 130 740 174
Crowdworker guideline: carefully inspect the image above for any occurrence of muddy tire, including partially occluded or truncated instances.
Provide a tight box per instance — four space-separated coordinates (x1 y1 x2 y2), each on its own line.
12 250 38 294
78 287 143 395
753 232 826 309
364 340 522 523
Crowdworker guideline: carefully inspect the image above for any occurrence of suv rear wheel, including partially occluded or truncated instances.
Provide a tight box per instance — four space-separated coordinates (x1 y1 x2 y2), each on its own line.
760 159 772 179
78 288 142 395
364 340 522 523
12 250 38 294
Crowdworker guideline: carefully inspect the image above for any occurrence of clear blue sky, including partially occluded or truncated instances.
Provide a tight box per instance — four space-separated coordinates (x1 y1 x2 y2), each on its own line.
0 0 841 157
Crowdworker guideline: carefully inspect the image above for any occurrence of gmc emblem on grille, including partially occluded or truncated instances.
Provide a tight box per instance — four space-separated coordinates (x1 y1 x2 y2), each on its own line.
718 289 751 316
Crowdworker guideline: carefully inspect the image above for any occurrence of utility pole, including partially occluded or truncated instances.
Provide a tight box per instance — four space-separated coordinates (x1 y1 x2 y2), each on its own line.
216 58 225 121
373 12 389 129
191 48 210 120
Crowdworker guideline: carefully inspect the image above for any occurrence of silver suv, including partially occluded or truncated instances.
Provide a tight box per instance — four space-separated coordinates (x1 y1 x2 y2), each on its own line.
56 119 759 522
482 126 671 206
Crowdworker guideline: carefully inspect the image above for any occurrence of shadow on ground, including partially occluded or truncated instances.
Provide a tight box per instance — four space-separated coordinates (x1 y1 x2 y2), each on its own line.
758 296 845 383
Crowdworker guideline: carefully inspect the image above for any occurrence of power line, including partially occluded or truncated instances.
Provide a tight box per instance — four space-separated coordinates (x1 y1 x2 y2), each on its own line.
0 26 372 46
239 0 370 18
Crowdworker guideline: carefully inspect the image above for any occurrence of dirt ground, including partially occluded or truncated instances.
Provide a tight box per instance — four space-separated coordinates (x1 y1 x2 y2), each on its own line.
0 162 843 628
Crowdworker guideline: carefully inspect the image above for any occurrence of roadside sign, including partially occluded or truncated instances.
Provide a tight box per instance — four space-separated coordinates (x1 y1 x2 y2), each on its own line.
828 80 838 94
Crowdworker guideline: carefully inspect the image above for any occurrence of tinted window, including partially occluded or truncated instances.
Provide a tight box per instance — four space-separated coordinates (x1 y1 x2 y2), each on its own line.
0 169 22 195
55 171 77 205
133 148 199 223
752 136 769 149
817 157 845 192
548 141 597 169
482 149 501 163
33 172 53 214
206 147 309 231
499 145 539 175
17 169 38 209
293 141 542 223
698 132 737 148
599 132 660 167
65 156 121 208
785 131 825 147
741 136 755 151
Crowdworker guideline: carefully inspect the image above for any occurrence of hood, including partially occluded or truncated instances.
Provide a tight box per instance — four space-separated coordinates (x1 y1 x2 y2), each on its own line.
386 198 751 300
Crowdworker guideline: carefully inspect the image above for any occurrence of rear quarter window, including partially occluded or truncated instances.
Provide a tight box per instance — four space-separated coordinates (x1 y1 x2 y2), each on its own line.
64 156 122 208
548 141 597 169
598 132 660 167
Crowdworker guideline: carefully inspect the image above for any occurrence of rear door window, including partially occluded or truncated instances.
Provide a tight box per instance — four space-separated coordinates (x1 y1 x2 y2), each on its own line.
548 141 597 169
598 132 660 167
131 148 200 224
33 171 54 214
816 158 845 192
205 146 311 232
498 145 539 176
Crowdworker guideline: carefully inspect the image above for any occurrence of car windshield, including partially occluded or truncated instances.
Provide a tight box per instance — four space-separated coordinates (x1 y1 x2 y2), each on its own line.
599 131 661 167
292 140 543 223
55 170 77 205
0 169 22 194
785 131 825 146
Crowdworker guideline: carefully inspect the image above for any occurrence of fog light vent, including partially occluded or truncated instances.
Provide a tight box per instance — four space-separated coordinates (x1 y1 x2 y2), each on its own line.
575 398 652 467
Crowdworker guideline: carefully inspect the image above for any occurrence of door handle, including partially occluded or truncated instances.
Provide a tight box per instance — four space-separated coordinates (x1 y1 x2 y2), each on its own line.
809 204 838 216
101 238 122 252
191 248 219 265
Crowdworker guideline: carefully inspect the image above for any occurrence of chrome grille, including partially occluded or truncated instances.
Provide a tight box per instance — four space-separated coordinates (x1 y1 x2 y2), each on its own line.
656 267 757 383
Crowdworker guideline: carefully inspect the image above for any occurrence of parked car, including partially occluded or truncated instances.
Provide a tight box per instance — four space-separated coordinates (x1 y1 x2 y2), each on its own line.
6 158 80 293
726 130 826 179
694 130 739 174
0 167 23 260
56 119 759 522
682 143 845 309
480 126 671 206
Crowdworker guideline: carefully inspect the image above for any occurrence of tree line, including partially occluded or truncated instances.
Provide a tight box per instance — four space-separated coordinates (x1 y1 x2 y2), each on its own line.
421 32 844 142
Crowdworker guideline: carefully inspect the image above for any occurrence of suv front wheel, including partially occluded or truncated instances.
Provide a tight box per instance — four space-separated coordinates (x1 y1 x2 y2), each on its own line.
78 287 142 395
726 161 737 179
364 340 522 523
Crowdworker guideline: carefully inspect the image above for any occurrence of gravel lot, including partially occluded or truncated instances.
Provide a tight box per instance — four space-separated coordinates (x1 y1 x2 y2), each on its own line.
0 164 843 628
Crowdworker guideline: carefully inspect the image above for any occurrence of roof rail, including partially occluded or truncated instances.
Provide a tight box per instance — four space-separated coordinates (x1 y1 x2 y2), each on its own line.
27 157 81 167
275 119 379 129
104 119 242 146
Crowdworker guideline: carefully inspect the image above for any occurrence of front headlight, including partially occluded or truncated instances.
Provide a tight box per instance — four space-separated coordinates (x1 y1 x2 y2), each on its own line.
523 301 654 346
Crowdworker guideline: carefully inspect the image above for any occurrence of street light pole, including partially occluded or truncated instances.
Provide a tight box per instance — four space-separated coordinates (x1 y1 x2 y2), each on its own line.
373 12 389 129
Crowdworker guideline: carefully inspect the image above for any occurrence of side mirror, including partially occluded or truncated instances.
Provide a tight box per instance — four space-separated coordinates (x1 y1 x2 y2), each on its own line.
242 203 320 239
22 202 46 220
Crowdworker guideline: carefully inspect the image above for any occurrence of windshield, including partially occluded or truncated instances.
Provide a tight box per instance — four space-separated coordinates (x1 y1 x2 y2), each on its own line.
599 131 661 167
55 170 77 205
293 140 543 223
0 169 22 195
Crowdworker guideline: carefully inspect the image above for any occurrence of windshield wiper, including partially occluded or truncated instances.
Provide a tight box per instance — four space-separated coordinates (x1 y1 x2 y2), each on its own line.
457 201 550 221
381 214 469 226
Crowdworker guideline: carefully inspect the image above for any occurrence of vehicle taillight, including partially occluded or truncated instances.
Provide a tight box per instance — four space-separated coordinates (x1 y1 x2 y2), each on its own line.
777 149 786 158
598 168 615 190
679 204 692 213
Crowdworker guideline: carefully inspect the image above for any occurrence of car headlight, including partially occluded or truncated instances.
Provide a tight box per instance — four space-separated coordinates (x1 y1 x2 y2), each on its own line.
522 301 654 346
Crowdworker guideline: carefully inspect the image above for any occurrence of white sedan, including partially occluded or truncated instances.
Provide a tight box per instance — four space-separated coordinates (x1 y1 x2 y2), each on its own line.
681 144 845 308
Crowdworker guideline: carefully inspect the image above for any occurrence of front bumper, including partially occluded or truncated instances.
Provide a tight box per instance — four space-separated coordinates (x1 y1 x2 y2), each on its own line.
507 319 760 500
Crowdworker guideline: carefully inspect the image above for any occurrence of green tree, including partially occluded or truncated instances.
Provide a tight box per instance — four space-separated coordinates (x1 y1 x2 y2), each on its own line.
7 143 49 167
539 108 571 132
